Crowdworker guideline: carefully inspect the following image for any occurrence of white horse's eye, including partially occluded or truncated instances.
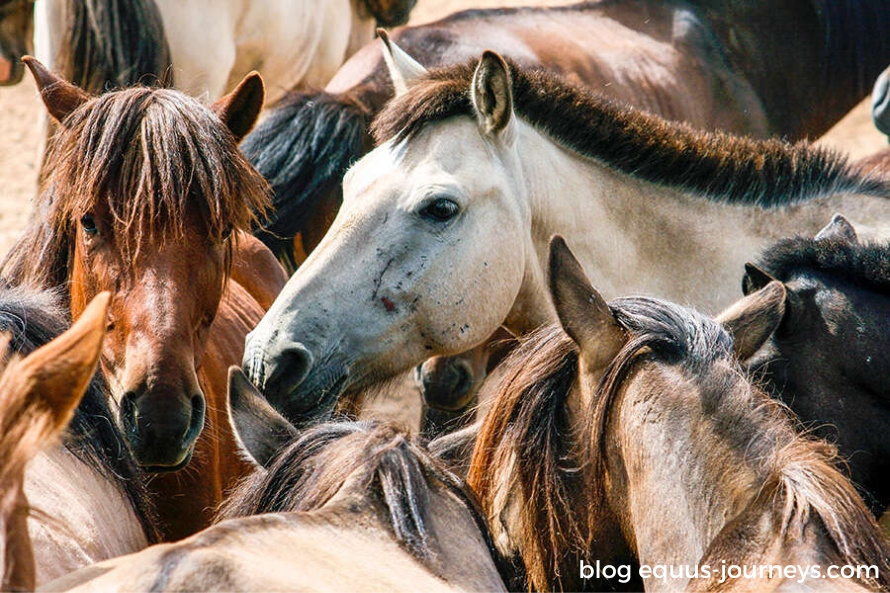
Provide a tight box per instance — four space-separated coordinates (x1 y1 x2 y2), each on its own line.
419 198 460 223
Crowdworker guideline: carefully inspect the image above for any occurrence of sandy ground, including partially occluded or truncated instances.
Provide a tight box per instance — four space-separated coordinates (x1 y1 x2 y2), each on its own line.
0 0 884 431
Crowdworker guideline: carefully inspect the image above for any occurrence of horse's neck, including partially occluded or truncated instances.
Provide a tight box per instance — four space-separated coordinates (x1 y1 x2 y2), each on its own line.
694 0 889 138
515 125 888 317
24 447 147 586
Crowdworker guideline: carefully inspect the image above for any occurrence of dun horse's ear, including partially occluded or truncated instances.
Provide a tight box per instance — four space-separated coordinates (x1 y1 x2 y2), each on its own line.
548 235 625 369
814 213 859 243
472 51 515 140
211 71 265 143
23 56 90 124
378 29 427 97
1 291 109 432
716 281 785 360
226 366 297 469
871 65 890 139
742 263 778 296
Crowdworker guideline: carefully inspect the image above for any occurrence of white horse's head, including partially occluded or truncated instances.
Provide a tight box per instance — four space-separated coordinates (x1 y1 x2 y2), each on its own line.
244 46 535 424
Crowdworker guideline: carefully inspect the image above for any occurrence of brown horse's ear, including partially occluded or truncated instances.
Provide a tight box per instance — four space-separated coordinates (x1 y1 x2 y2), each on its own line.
211 71 264 143
716 281 785 360
23 56 90 124
471 51 515 140
548 235 626 369
226 366 297 469
742 263 778 296
814 213 859 243
378 29 427 98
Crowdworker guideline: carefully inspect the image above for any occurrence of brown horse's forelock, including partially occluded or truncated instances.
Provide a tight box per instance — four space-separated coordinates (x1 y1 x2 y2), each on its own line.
470 297 890 591
39 86 269 271
217 422 493 568
372 59 890 208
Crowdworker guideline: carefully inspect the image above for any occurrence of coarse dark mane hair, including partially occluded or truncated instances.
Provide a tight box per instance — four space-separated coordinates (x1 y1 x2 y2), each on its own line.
755 235 890 294
218 421 503 571
0 85 271 294
470 297 890 592
0 283 158 542
372 58 890 208
61 0 172 94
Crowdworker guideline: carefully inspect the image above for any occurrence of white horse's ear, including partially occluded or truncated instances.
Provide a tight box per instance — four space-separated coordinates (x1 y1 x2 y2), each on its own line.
23 56 91 124
716 281 785 360
548 235 626 370
378 29 426 97
471 51 515 142
814 213 859 243
226 366 297 469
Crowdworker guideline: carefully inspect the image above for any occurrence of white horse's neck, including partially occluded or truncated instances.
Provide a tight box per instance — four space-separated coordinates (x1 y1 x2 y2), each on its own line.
513 122 890 316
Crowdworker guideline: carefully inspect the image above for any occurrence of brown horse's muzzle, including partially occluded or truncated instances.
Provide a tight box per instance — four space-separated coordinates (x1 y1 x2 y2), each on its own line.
119 387 206 472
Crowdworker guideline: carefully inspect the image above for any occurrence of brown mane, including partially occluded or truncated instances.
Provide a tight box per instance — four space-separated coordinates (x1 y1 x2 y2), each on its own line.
0 86 270 292
469 297 890 591
372 59 889 207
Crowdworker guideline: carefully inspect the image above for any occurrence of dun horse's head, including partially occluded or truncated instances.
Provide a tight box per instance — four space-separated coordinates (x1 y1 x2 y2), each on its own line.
23 58 269 471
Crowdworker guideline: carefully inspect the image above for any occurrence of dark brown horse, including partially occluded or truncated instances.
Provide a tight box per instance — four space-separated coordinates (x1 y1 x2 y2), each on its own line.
0 58 287 541
738 216 890 517
0 0 33 85
467 237 890 592
245 0 890 269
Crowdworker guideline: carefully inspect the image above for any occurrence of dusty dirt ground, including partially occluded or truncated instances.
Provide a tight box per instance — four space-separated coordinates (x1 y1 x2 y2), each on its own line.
0 0 884 431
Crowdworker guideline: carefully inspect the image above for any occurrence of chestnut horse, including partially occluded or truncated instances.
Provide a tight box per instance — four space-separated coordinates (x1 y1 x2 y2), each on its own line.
468 237 890 592
245 0 890 268
0 59 286 541
243 49 890 425
44 375 508 592
0 291 108 591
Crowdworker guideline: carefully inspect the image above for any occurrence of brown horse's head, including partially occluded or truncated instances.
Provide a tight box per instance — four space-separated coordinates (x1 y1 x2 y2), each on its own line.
0 0 33 85
12 58 269 471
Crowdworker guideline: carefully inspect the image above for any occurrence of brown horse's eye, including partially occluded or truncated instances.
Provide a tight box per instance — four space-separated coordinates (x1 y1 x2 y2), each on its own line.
80 214 98 236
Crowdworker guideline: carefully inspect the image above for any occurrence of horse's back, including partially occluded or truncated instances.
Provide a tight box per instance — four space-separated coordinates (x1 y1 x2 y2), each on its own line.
26 448 147 586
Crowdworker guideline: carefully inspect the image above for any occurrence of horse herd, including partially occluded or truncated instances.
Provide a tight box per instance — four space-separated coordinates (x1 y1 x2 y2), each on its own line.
0 0 887 591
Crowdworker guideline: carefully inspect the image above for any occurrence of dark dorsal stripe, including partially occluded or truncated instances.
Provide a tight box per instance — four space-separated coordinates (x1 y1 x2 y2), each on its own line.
756 236 890 294
372 59 890 208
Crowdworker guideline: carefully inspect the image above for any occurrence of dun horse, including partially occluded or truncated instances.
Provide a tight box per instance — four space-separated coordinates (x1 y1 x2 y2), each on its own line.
43 371 508 592
0 291 109 591
0 58 286 541
243 49 890 425
245 0 890 268
737 216 890 517
468 237 890 592
0 288 156 586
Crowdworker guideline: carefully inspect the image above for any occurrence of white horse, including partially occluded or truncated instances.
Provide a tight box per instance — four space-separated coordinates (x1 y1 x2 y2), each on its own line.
33 0 416 104
242 41 890 424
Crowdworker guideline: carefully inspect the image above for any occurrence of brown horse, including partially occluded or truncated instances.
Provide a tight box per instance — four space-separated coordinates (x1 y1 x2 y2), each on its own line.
467 237 890 592
0 292 108 591
245 0 890 268
43 373 508 592
0 58 286 541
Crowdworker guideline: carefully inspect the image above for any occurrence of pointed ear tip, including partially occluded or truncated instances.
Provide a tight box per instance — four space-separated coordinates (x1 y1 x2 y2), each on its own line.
377 28 390 42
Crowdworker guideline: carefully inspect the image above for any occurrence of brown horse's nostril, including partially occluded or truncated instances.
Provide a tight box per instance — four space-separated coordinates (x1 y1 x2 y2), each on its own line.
186 394 206 444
